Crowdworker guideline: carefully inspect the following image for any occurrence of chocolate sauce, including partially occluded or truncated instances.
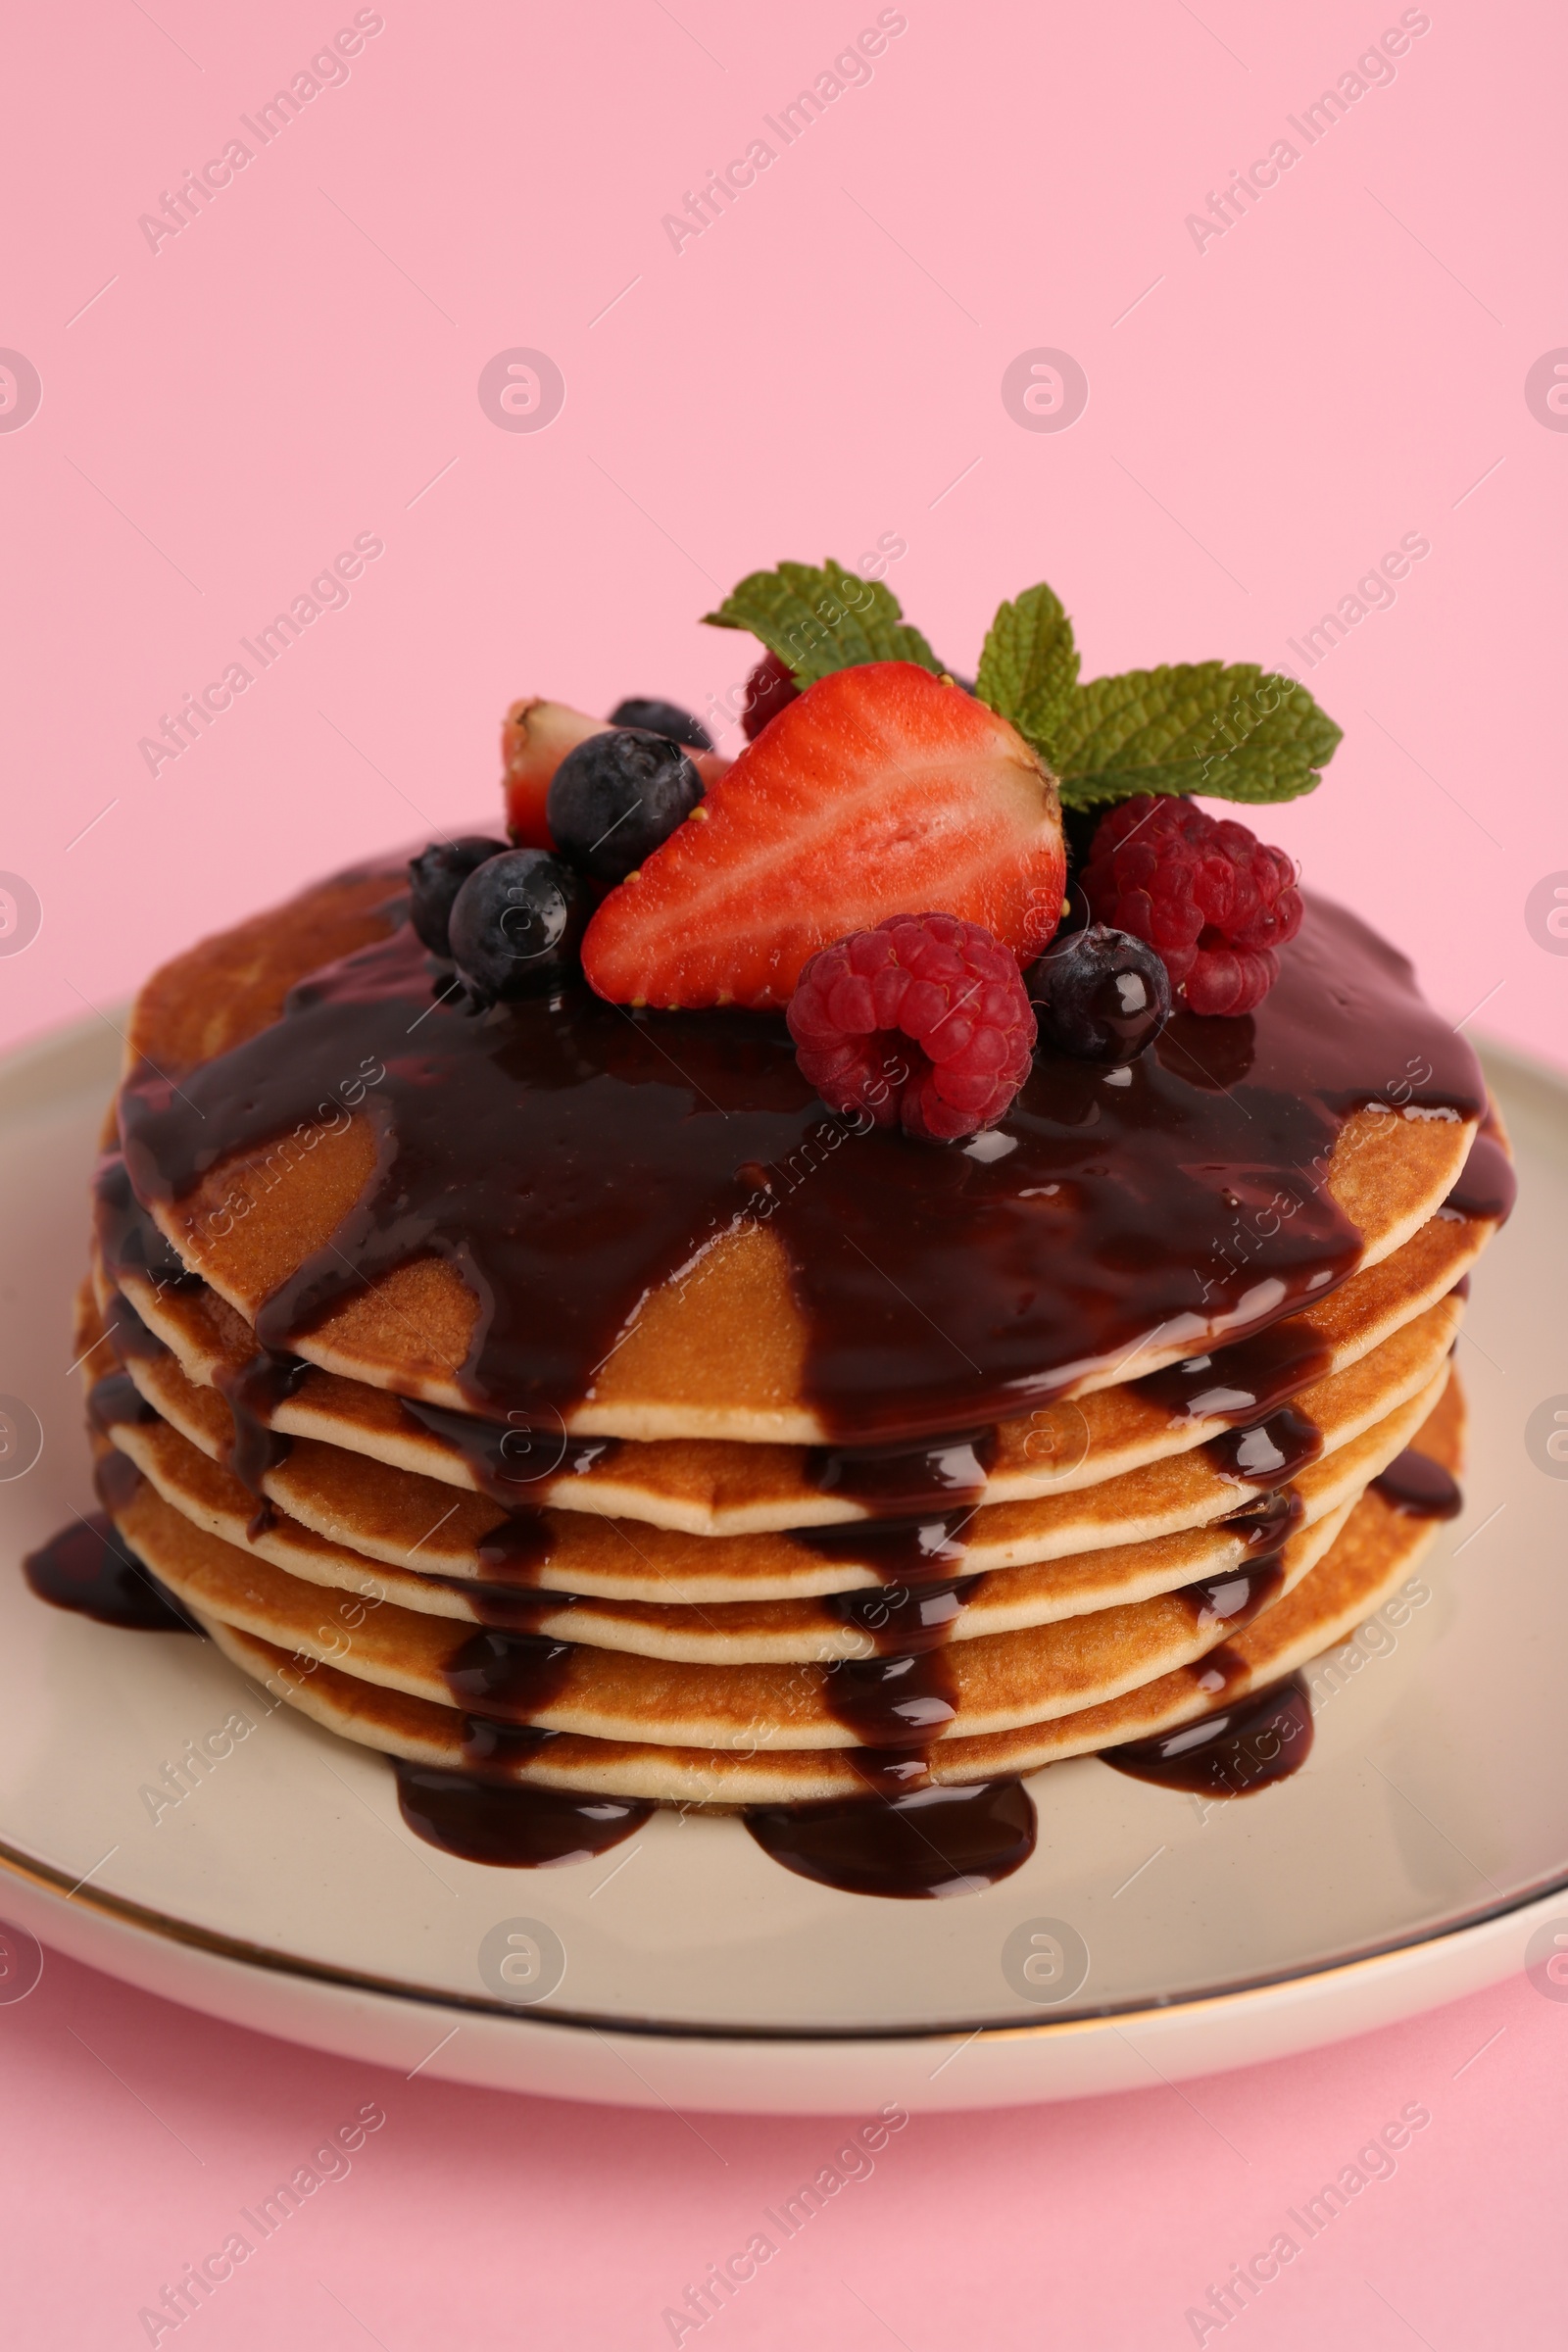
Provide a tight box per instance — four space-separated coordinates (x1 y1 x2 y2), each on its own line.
1137 1324 1332 1428
808 1427 997 1516
399 1397 619 1507
821 1651 962 1749
1442 1130 1516 1224
93 1447 145 1515
1176 1556 1286 1634
824 1575 982 1653
1221 1486 1306 1548
440 1629 574 1721
94 1152 203 1298
1102 1673 1314 1796
1371 1447 1463 1520
213 1348 307 1495
793 1511 974 1585
471 1511 554 1585
23 1512 200 1633
1169 1481 1302 1637
1204 1404 1323 1490
100 1286 170 1362
87 1370 159 1434
1187 1642 1252 1698
743 1776 1037 1898
116 899 1486 1442
394 1757 652 1866
432 1578 586 1631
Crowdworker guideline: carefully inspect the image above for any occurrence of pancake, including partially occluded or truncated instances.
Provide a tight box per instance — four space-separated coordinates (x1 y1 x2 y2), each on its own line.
106 1468 1356 1751
113 871 1487 1444
97 1360 1446 1662
193 1373 1465 1803
93 1189 1494 1530
88 1285 1465 1592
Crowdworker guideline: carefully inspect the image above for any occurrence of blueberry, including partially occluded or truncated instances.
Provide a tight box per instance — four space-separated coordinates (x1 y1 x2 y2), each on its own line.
408 835 507 956
546 728 704 883
447 850 587 1003
1030 923 1171 1062
608 697 712 753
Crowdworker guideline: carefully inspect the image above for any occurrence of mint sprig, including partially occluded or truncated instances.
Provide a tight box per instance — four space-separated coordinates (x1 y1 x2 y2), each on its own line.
703 560 941 687
1048 661 1342 808
974 584 1340 808
973 583 1079 767
703 562 1343 811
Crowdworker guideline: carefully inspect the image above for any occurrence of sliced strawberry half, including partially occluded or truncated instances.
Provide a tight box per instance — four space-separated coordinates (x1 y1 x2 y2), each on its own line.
503 699 604 848
503 698 730 849
580 662 1065 1008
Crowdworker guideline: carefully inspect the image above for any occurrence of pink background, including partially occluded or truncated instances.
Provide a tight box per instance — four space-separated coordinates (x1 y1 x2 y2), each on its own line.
2 0 1565 2342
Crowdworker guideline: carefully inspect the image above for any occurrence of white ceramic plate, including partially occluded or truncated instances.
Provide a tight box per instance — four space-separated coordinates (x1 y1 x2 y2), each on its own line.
0 1015 1563 2114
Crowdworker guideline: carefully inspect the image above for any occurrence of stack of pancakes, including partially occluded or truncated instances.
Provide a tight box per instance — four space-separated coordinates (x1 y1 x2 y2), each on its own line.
77 863 1502 1810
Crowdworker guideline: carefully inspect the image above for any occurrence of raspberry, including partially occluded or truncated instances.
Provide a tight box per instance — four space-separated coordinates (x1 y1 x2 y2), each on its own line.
786 913 1037 1142
740 650 800 740
1080 796 1301 1017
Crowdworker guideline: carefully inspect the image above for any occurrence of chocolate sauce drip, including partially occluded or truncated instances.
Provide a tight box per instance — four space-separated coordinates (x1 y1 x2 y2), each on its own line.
1184 1642 1251 1699
1174 1482 1303 1632
399 1397 619 1506
1371 1447 1463 1520
213 1349 307 1496
94 1151 203 1298
471 1511 554 1584
793 1512 973 1585
824 1575 982 1654
394 1757 651 1867
1137 1324 1332 1429
100 1286 170 1362
427 1577 586 1632
24 1512 201 1633
1204 1405 1323 1490
820 1649 963 1749
441 1629 574 1721
1102 1674 1314 1796
93 1447 145 1514
1176 1556 1286 1635
87 1370 159 1434
743 1777 1037 1898
807 1427 997 1516
116 900 1486 1441
1221 1486 1306 1548
1443 1131 1516 1225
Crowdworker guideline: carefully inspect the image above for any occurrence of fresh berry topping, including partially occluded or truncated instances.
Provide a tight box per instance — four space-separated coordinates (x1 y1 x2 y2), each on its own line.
580 663 1064 1009
740 649 800 739
1081 796 1302 1017
502 699 606 848
788 914 1037 1142
547 728 705 884
1029 922 1171 1062
408 835 507 958
448 850 587 1004
608 697 713 753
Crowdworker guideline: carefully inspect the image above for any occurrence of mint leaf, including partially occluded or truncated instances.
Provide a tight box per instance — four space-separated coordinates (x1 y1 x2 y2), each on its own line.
1052 662 1342 809
974 583 1080 765
703 560 941 685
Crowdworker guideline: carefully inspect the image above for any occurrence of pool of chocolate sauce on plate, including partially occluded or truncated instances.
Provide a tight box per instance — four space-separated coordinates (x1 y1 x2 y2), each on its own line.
393 1753 651 1868
24 1489 200 1636
1102 1674 1315 1796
